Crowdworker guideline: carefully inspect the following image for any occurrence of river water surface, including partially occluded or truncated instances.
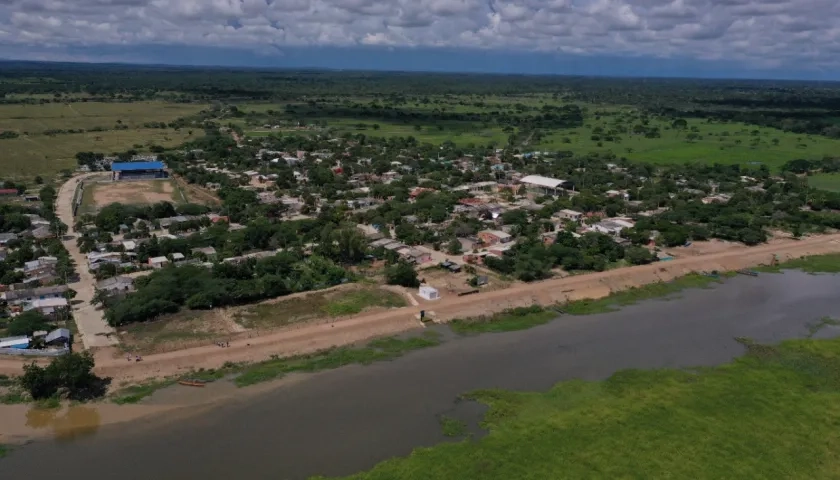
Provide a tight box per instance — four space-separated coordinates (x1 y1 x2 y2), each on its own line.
4 271 840 480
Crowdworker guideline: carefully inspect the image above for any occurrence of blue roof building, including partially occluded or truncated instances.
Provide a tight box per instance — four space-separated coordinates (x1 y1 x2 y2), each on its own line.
111 161 166 172
0 335 30 349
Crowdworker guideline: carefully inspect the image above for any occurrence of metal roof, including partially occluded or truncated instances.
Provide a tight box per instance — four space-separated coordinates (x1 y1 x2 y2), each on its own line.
111 161 165 171
45 328 70 344
519 175 568 189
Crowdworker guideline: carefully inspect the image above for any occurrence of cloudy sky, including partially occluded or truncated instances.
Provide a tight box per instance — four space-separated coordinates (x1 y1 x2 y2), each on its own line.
0 0 835 79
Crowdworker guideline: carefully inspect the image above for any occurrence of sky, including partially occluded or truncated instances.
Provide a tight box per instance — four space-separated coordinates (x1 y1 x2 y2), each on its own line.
0 0 837 80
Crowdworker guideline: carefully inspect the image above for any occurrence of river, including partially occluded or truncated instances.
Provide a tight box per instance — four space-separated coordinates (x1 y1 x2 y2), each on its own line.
3 271 840 480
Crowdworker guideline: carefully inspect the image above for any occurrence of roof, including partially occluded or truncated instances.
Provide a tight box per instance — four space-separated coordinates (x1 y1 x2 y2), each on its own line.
97 275 133 289
31 298 68 308
519 175 568 189
480 230 511 239
0 336 30 348
0 189 18 195
3 285 68 301
111 161 165 172
149 256 169 264
45 328 71 343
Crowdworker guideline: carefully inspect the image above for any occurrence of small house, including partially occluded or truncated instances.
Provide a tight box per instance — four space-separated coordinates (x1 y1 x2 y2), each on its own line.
478 230 512 246
418 285 440 301
45 328 71 347
191 246 217 260
27 297 68 316
96 276 135 296
149 256 169 269
171 253 185 262
0 336 30 349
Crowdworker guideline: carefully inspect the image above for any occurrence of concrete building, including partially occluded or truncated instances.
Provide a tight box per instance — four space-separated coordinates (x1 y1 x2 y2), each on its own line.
26 297 69 316
555 209 584 222
2 285 69 306
96 276 135 296
418 285 440 301
478 230 513 246
149 256 169 269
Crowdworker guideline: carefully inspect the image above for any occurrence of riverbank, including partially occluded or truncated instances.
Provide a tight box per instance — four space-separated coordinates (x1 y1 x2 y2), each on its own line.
3 232 837 387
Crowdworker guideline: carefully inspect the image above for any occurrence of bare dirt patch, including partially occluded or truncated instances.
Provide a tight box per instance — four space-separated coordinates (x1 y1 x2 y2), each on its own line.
91 180 178 208
117 309 243 355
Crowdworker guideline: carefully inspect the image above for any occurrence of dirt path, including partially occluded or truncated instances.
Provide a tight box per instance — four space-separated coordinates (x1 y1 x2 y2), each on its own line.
56 173 119 348
3 233 839 383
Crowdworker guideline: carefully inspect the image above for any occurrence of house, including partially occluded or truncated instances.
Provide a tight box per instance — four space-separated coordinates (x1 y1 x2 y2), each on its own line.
26 297 69 316
418 285 440 301
0 336 30 349
555 209 584 222
149 256 169 269
0 248 6 262
478 230 513 246
0 189 18 197
0 233 18 245
370 238 398 249
2 285 69 306
28 226 53 240
122 240 137 251
592 219 635 236
192 247 217 260
96 276 135 296
171 253 185 262
44 328 71 347
87 252 123 270
489 243 515 257
605 190 630 200
400 247 432 264
702 194 732 205
24 257 58 279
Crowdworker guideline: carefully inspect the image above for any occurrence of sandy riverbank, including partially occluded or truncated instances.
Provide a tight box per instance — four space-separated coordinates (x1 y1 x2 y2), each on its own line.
2 233 839 385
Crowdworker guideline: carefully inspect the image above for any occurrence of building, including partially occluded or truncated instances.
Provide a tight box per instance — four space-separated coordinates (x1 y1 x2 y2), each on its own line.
96 276 135 296
27 297 69 316
111 161 167 181
555 209 584 222
399 247 432 264
87 252 123 271
0 232 18 245
478 230 513 246
518 175 573 196
591 219 635 236
45 328 71 347
2 285 69 306
149 256 169 269
191 246 217 260
0 336 30 349
23 257 58 279
418 285 440 301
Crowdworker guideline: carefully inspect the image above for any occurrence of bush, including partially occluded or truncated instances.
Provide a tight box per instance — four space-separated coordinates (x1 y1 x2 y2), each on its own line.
19 352 110 401
385 262 420 288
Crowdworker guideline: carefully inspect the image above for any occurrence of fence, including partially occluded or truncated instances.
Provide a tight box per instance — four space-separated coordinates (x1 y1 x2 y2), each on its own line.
0 347 70 357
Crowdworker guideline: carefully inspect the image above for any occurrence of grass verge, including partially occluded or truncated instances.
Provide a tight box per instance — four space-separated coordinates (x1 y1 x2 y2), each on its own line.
111 380 175 405
325 335 840 480
234 331 441 387
449 306 557 334
0 444 8 458
757 253 840 274
563 273 726 315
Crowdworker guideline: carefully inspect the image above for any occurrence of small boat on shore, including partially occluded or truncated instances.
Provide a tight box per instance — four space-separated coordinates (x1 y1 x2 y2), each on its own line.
178 379 207 387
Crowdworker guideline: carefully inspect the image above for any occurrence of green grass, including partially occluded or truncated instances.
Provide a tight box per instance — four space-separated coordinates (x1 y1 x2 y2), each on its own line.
757 253 840 274
449 306 557 334
438 415 468 438
564 273 726 315
0 444 9 458
235 287 405 329
111 379 175 405
808 173 840 192
234 331 441 387
536 117 840 170
324 335 840 480
2 129 196 181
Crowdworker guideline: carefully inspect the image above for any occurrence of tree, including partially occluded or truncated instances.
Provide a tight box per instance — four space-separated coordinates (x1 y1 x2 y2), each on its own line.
446 238 463 255
7 310 51 336
385 262 420 288
19 351 110 401
625 246 655 265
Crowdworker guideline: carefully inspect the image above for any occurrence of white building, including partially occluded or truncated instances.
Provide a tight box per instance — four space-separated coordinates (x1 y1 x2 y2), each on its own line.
418 286 440 301
519 175 573 196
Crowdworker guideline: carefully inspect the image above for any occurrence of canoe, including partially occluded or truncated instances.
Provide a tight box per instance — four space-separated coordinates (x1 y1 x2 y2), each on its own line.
178 380 207 387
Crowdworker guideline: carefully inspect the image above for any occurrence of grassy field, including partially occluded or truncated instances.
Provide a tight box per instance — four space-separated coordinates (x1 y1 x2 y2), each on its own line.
0 101 203 134
326 334 840 480
0 101 204 181
808 173 840 192
2 129 195 181
234 286 406 330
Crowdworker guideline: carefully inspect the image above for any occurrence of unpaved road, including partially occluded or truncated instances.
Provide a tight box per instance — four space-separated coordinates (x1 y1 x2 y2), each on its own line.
4 230 839 383
56 173 118 348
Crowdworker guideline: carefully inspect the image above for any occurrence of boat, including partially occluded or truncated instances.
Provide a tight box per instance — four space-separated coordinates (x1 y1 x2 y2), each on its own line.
178 379 207 387
736 269 759 277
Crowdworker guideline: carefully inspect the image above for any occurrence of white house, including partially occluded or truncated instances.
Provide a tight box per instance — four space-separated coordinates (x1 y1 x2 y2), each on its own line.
26 297 69 316
418 286 440 301
149 256 169 269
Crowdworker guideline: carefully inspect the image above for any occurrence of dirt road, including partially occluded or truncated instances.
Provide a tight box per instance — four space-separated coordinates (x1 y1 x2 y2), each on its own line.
3 231 839 383
55 173 118 348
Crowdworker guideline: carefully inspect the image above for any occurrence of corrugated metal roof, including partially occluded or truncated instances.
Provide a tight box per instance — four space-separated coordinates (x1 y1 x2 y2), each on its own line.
111 161 165 171
519 175 568 189
45 328 70 344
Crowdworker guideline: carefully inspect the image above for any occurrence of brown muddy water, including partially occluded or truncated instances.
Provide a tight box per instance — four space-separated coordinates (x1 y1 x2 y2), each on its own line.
3 271 840 480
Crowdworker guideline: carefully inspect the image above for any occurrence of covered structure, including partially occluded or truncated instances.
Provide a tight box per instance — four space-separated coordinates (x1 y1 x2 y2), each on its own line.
518 175 573 196
418 285 440 301
0 336 30 349
111 161 167 181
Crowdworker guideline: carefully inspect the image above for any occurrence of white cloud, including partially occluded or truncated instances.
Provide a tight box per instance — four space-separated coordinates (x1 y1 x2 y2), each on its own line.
0 0 838 69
